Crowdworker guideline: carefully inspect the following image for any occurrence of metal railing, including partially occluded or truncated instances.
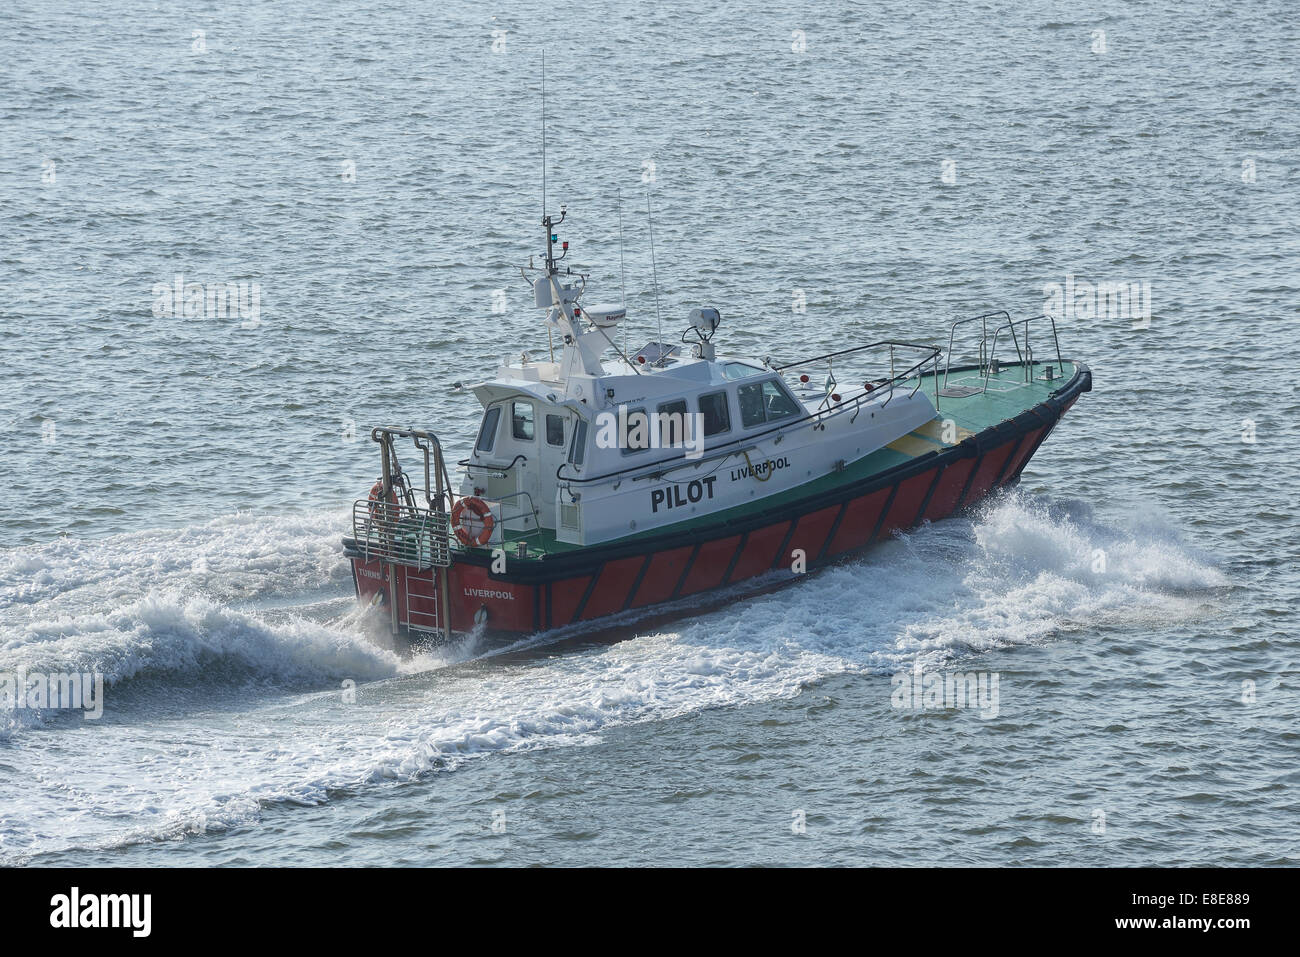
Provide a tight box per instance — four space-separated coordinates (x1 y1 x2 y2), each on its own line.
351 499 452 569
943 311 1065 394
459 453 528 476
353 426 457 641
987 313 1064 384
774 340 941 413
555 339 941 487
942 311 1010 391
491 490 549 557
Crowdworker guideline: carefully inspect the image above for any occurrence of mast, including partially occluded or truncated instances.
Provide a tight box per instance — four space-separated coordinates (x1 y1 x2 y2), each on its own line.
540 54 567 279
541 51 546 227
528 54 634 379
646 189 664 365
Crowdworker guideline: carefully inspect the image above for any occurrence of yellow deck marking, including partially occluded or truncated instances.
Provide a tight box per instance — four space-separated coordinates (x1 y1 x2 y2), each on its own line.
887 418 976 457
886 433 942 457
913 418 975 444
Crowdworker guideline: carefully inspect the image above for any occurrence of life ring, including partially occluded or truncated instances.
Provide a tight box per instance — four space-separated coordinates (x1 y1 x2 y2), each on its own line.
451 496 495 547
368 480 398 520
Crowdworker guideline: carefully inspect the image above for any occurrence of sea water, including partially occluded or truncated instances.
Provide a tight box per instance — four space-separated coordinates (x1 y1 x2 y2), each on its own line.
0 0 1296 865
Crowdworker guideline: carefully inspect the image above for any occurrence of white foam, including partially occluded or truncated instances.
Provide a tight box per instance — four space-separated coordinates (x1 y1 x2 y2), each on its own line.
0 509 350 617
0 491 1230 860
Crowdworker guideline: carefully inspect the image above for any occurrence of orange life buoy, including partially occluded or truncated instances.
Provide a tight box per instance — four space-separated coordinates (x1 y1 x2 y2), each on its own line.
368 480 398 520
451 496 495 547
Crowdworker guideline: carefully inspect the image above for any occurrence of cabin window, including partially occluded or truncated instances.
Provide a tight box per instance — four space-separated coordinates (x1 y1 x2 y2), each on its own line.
657 399 689 449
738 379 801 428
620 408 650 455
476 406 502 452
699 391 731 437
545 414 565 447
722 361 764 380
737 383 765 428
568 418 588 467
763 380 802 420
511 401 535 441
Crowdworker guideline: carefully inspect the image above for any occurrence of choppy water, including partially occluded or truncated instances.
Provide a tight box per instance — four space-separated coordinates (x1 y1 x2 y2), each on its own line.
1 0 1297 865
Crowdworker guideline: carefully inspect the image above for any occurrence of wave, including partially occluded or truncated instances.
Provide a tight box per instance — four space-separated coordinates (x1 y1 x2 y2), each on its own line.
0 509 351 616
0 593 414 740
0 490 1230 860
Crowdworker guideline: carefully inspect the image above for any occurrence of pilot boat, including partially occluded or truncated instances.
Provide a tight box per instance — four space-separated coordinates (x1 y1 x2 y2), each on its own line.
343 207 1091 642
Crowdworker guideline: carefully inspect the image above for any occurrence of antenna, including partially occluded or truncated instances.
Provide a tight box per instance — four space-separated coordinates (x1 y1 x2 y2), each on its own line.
646 189 663 364
617 189 627 307
617 188 628 359
538 51 565 278
541 51 547 222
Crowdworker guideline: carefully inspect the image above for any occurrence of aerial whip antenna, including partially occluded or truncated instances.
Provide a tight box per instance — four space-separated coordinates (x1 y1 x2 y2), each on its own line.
646 189 663 365
617 189 628 307
541 51 547 221
542 52 554 361
617 187 628 359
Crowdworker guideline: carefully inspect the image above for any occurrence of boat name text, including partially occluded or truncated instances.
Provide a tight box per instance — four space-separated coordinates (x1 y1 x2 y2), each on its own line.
651 476 717 513
729 456 791 482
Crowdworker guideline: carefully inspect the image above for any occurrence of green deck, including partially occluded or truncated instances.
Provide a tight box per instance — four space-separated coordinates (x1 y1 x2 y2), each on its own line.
490 360 1077 556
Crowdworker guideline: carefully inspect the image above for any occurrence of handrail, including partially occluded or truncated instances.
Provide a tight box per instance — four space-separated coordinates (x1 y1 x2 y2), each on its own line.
942 311 1065 395
363 426 456 640
493 490 542 530
985 314 1064 388
351 499 452 569
556 340 941 486
459 453 528 474
489 490 551 555
369 426 452 513
409 432 453 510
774 340 938 412
771 339 936 373
942 311 1010 389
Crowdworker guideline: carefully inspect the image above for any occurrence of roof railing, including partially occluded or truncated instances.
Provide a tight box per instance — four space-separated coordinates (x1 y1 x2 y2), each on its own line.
555 340 941 486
